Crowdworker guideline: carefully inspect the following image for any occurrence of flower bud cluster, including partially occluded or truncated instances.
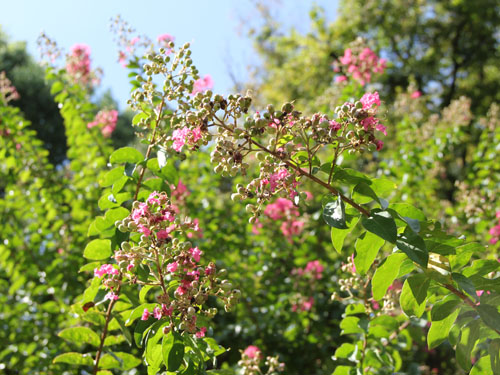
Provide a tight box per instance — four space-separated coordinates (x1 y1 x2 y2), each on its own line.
122 41 386 222
334 92 385 151
238 346 284 375
100 191 239 338
110 15 152 68
333 37 386 85
0 72 20 105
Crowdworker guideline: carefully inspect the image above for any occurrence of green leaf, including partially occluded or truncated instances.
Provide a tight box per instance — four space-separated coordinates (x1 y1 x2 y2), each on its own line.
334 343 356 359
470 355 492 375
477 304 500 333
354 231 385 275
160 159 179 185
361 209 397 243
372 253 407 301
100 166 125 187
489 339 500 374
331 215 359 253
53 352 93 366
430 298 461 321
345 304 365 316
126 303 157 326
105 207 130 224
110 147 144 164
400 273 430 318
450 243 484 271
452 273 477 300
58 327 100 347
323 195 347 229
113 312 133 346
83 239 112 260
99 354 121 370
428 307 459 349
396 226 428 267
340 316 364 335
352 182 380 205
162 331 185 371
113 352 142 370
134 319 154 348
456 319 480 371
333 365 353 375
50 81 64 95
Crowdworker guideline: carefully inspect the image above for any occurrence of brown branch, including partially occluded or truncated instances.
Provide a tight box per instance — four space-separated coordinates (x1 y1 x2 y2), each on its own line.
93 281 122 374
443 283 500 336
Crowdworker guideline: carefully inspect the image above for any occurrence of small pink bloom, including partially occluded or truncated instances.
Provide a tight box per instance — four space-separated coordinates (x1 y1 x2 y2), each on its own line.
191 75 214 95
244 345 261 359
105 292 119 301
411 91 422 99
335 75 348 83
127 264 134 271
360 92 381 109
190 247 203 262
374 139 384 151
176 285 187 295
162 304 173 316
157 34 174 43
138 224 151 237
301 297 314 311
196 327 207 338
153 306 162 319
141 308 150 321
167 262 178 273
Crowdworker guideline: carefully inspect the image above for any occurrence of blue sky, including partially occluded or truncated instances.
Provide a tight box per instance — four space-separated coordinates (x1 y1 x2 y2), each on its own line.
1 0 337 109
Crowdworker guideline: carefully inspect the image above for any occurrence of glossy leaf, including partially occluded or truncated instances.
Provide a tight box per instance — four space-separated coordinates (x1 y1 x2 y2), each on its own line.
83 239 112 260
162 331 185 371
354 231 385 275
361 209 397 243
400 273 430 318
372 253 407 300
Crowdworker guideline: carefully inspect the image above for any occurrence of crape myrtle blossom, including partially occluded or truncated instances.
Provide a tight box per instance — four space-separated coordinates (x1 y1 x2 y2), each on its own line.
290 260 325 313
253 198 307 242
191 75 213 95
488 211 500 244
106 190 240 339
87 109 118 137
0 71 20 104
66 44 92 85
333 40 386 85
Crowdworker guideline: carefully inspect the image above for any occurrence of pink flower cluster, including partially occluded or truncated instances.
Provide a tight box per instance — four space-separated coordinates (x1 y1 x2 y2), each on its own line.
191 75 213 95
130 191 177 240
172 126 202 152
334 46 386 85
66 44 92 85
359 91 386 149
93 264 120 300
294 260 325 280
489 211 500 244
254 198 306 242
0 71 20 104
94 264 119 278
87 109 118 137
291 296 314 312
243 345 261 359
157 34 175 54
